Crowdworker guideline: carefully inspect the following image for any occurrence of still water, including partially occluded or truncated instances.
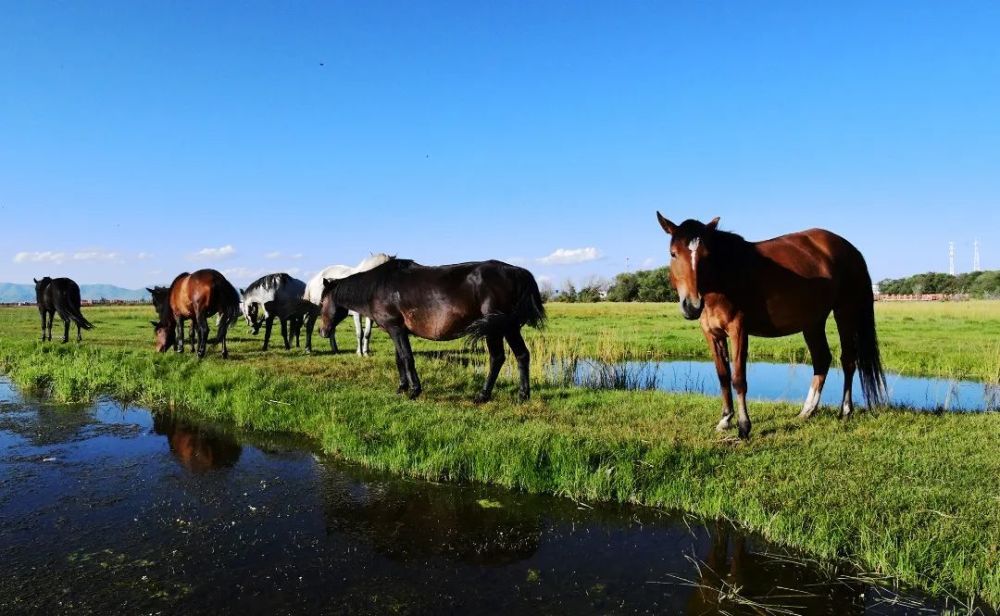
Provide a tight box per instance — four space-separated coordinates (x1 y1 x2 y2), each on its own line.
570 360 1000 412
0 379 985 614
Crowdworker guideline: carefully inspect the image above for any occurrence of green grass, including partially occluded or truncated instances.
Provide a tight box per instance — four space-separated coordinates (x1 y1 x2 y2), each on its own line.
1 302 998 607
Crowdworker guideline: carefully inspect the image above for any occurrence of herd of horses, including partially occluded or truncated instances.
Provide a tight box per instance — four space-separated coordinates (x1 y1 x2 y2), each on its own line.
31 216 887 438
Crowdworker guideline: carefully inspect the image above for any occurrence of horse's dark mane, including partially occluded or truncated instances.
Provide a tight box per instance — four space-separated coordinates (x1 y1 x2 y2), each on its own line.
245 273 289 295
328 258 411 309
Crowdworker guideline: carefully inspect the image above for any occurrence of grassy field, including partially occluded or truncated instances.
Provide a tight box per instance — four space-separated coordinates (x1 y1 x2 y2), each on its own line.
1 301 999 607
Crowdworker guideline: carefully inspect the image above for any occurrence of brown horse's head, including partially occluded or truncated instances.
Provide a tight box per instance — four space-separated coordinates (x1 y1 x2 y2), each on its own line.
151 320 176 352
656 212 720 320
147 286 175 351
318 278 350 339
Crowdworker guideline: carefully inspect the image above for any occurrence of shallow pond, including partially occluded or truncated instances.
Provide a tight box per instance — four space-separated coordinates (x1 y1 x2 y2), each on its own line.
566 360 1000 412
0 378 987 614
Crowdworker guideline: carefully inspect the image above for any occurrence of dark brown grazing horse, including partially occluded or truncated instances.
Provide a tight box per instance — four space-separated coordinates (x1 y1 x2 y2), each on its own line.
34 276 93 342
656 213 887 439
319 259 546 402
148 269 240 359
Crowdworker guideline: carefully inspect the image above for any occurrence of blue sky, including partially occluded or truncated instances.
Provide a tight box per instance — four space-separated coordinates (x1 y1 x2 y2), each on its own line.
2 2 998 289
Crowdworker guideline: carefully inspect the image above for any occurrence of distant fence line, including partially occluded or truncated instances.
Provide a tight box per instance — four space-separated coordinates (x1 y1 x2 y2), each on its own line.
875 293 971 302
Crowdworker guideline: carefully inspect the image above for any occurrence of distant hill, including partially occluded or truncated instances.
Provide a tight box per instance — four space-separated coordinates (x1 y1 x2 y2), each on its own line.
0 282 150 303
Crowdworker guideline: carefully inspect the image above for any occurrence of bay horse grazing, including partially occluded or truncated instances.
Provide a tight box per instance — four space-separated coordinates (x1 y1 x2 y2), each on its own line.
148 269 240 358
303 253 394 355
240 273 309 351
319 259 546 402
34 277 93 342
656 213 887 439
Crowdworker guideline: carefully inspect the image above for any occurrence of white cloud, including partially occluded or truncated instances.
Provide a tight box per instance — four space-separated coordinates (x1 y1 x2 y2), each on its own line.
538 247 601 265
73 250 120 262
137 252 154 260
222 266 267 281
13 251 66 264
265 251 303 260
191 245 236 260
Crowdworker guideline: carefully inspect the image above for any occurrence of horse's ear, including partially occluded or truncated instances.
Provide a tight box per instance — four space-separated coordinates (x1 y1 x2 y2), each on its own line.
322 278 335 290
706 216 721 231
656 212 676 235
239 288 244 296
33 278 39 283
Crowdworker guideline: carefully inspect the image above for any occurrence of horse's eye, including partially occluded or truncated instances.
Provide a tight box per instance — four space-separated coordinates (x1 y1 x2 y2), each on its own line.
670 251 677 259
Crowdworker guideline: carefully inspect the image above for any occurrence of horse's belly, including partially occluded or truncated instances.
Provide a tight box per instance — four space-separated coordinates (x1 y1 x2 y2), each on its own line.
402 308 475 341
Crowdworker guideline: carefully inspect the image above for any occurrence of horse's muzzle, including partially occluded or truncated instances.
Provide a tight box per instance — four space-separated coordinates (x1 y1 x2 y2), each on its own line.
680 297 703 320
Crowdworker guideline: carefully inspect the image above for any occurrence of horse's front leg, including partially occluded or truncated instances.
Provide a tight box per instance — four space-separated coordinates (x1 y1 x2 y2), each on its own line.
262 316 273 351
352 312 364 356
728 323 751 439
362 317 374 356
176 318 185 353
704 328 734 432
304 310 317 353
392 331 421 399
39 310 46 341
61 317 70 343
279 316 290 350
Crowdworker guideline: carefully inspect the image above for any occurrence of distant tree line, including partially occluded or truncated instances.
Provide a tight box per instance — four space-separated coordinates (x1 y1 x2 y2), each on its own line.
544 266 679 303
541 267 1000 303
877 270 1000 298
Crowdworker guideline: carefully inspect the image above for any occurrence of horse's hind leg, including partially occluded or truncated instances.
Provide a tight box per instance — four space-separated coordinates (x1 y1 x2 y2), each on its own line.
46 310 54 341
834 307 859 418
474 334 506 404
196 314 209 358
38 310 46 341
176 318 185 353
62 317 70 343
217 315 231 359
504 327 532 402
798 322 832 419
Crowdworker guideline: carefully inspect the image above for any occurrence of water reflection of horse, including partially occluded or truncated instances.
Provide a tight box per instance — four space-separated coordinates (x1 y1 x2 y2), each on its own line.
320 467 540 565
153 414 242 473
684 521 864 614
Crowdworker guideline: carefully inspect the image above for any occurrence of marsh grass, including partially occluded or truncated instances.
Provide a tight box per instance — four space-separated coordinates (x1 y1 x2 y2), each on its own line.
1 302 999 607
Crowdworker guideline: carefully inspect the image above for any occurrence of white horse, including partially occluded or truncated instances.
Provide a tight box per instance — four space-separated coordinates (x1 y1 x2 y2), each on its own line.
303 253 392 355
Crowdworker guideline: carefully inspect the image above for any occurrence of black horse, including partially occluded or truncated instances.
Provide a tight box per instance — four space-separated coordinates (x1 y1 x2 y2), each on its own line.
34 277 94 343
319 259 546 402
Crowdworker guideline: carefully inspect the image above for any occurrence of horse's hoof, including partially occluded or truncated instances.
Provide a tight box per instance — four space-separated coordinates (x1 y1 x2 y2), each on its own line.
473 392 491 404
715 418 733 432
737 422 751 440
396 385 409 395
407 388 422 400
518 394 530 403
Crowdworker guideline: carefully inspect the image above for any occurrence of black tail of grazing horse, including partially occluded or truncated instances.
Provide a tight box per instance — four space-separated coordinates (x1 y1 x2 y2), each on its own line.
465 268 546 344
58 285 93 330
856 272 887 408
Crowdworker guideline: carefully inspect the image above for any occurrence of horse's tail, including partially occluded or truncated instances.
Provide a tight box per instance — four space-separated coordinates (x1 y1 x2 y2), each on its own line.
220 279 242 328
58 286 94 330
855 263 887 408
465 267 546 344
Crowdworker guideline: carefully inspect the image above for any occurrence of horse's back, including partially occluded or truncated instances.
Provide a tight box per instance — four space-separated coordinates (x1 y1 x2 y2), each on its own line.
755 228 865 280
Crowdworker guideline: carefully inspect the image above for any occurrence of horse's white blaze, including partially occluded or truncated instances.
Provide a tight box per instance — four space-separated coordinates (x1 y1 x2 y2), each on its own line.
688 237 701 270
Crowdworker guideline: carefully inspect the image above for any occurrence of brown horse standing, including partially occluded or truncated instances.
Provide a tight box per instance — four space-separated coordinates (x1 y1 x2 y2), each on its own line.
656 213 886 439
148 269 240 358
319 258 546 402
